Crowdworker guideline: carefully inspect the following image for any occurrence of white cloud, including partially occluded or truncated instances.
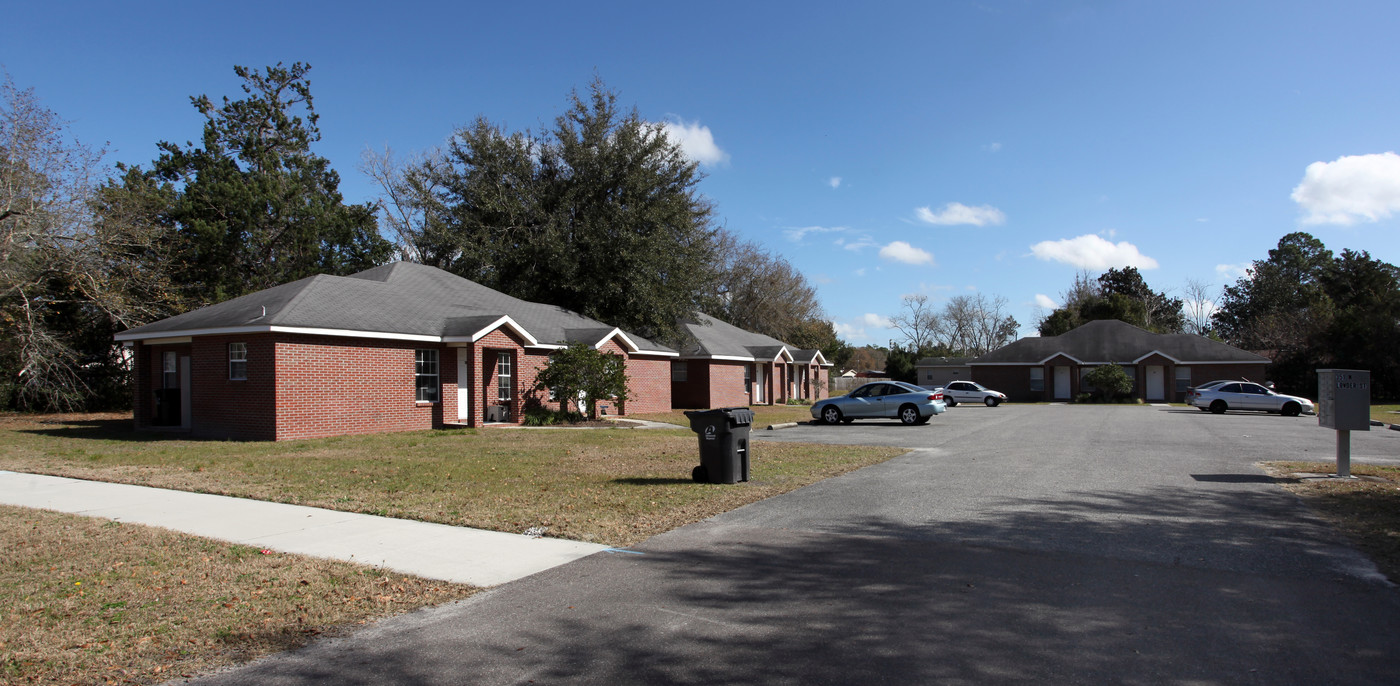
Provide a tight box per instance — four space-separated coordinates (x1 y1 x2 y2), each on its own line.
1034 293 1057 309
862 313 892 328
660 119 730 167
1216 263 1251 280
784 225 845 242
833 321 865 340
854 268 866 277
984 142 1002 153
879 241 935 265
838 236 878 252
1029 234 1159 270
915 202 1007 227
829 176 842 189
1292 152 1400 225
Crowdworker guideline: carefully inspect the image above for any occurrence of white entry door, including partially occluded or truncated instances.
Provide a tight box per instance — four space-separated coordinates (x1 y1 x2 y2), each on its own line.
457 354 471 420
1146 365 1165 401
754 363 766 403
1054 366 1071 400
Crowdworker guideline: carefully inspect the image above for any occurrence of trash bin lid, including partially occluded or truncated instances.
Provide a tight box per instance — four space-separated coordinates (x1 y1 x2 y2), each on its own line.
724 408 754 426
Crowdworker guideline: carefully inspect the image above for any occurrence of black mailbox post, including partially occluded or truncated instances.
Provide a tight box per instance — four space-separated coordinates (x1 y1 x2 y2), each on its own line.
683 407 754 484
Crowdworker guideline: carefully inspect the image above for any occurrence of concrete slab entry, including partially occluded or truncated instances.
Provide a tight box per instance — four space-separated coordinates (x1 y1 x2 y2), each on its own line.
0 471 607 587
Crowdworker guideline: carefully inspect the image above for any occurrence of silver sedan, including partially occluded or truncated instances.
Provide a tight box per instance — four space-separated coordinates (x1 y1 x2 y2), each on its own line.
1186 381 1315 416
811 381 947 425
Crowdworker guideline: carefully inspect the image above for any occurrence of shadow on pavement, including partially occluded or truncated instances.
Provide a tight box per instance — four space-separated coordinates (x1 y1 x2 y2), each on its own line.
199 480 1400 686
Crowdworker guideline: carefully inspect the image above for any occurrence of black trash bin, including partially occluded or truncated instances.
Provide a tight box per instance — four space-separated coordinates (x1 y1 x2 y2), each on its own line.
683 407 753 484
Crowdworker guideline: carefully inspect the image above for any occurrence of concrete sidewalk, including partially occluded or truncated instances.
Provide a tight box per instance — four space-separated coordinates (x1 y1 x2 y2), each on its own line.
0 471 608 587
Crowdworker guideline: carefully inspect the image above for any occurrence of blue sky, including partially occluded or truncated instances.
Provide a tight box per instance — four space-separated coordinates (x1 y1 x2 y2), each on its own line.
8 1 1400 345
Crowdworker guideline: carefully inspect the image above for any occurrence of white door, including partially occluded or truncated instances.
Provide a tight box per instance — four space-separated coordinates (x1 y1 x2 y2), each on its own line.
754 364 766 403
1054 366 1071 400
457 353 471 421
1146 366 1164 401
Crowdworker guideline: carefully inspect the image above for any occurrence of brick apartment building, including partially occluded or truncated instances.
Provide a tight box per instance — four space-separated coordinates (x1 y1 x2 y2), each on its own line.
969 319 1270 402
669 313 832 409
115 262 676 440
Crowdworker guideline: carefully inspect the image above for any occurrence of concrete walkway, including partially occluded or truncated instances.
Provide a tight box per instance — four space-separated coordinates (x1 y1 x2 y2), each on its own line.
0 471 608 587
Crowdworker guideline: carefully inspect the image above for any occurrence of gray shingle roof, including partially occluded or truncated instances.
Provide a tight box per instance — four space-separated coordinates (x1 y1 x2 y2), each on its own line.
675 313 829 365
972 319 1268 364
915 356 974 367
116 262 675 354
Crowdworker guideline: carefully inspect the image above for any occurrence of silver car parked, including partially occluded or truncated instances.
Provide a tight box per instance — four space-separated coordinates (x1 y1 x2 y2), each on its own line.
811 381 947 425
1186 381 1314 416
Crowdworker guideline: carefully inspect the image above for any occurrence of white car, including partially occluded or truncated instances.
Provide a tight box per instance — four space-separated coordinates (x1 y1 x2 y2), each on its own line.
1186 381 1314 416
940 380 1007 407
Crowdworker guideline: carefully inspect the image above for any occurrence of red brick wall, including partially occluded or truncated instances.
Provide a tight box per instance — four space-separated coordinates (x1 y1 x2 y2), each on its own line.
624 352 672 413
708 361 751 408
812 366 829 400
671 359 710 409
273 335 442 441
474 329 527 425
191 335 276 440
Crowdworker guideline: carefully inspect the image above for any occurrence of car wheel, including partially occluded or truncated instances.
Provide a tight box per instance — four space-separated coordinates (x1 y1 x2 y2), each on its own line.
946 397 957 407
899 404 920 425
984 397 999 407
692 465 707 483
1209 400 1227 415
1281 402 1301 417
916 415 931 425
821 405 843 425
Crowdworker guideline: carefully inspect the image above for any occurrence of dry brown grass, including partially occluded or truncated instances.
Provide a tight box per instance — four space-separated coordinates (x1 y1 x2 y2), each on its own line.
1260 461 1400 582
0 413 902 547
0 505 476 685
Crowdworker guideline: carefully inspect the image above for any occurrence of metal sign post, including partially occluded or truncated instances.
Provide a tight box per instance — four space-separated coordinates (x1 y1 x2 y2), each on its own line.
1317 369 1371 478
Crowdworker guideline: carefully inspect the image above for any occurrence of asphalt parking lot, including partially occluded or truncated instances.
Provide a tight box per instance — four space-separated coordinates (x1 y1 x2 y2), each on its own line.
195 405 1400 686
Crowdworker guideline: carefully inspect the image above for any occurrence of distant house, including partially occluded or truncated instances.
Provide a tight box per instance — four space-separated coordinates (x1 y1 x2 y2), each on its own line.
114 262 676 441
669 313 832 408
913 357 974 388
970 319 1269 402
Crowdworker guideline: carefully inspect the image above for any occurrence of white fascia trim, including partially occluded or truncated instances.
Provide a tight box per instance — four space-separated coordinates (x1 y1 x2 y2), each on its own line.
628 350 681 358
1131 350 1183 364
772 348 795 363
440 315 541 346
593 328 640 353
115 326 443 344
697 354 757 362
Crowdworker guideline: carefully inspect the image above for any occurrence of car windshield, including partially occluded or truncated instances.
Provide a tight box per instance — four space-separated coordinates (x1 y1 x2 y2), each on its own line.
890 382 922 394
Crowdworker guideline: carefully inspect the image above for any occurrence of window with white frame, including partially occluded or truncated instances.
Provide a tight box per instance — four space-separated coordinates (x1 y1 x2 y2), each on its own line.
1175 366 1192 393
228 342 248 380
415 349 439 402
1029 367 1044 392
743 364 751 393
671 360 688 383
496 352 512 403
163 351 177 389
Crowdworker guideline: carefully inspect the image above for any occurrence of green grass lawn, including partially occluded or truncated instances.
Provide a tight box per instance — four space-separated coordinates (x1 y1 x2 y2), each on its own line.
1371 403 1400 425
630 404 816 429
0 412 902 548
